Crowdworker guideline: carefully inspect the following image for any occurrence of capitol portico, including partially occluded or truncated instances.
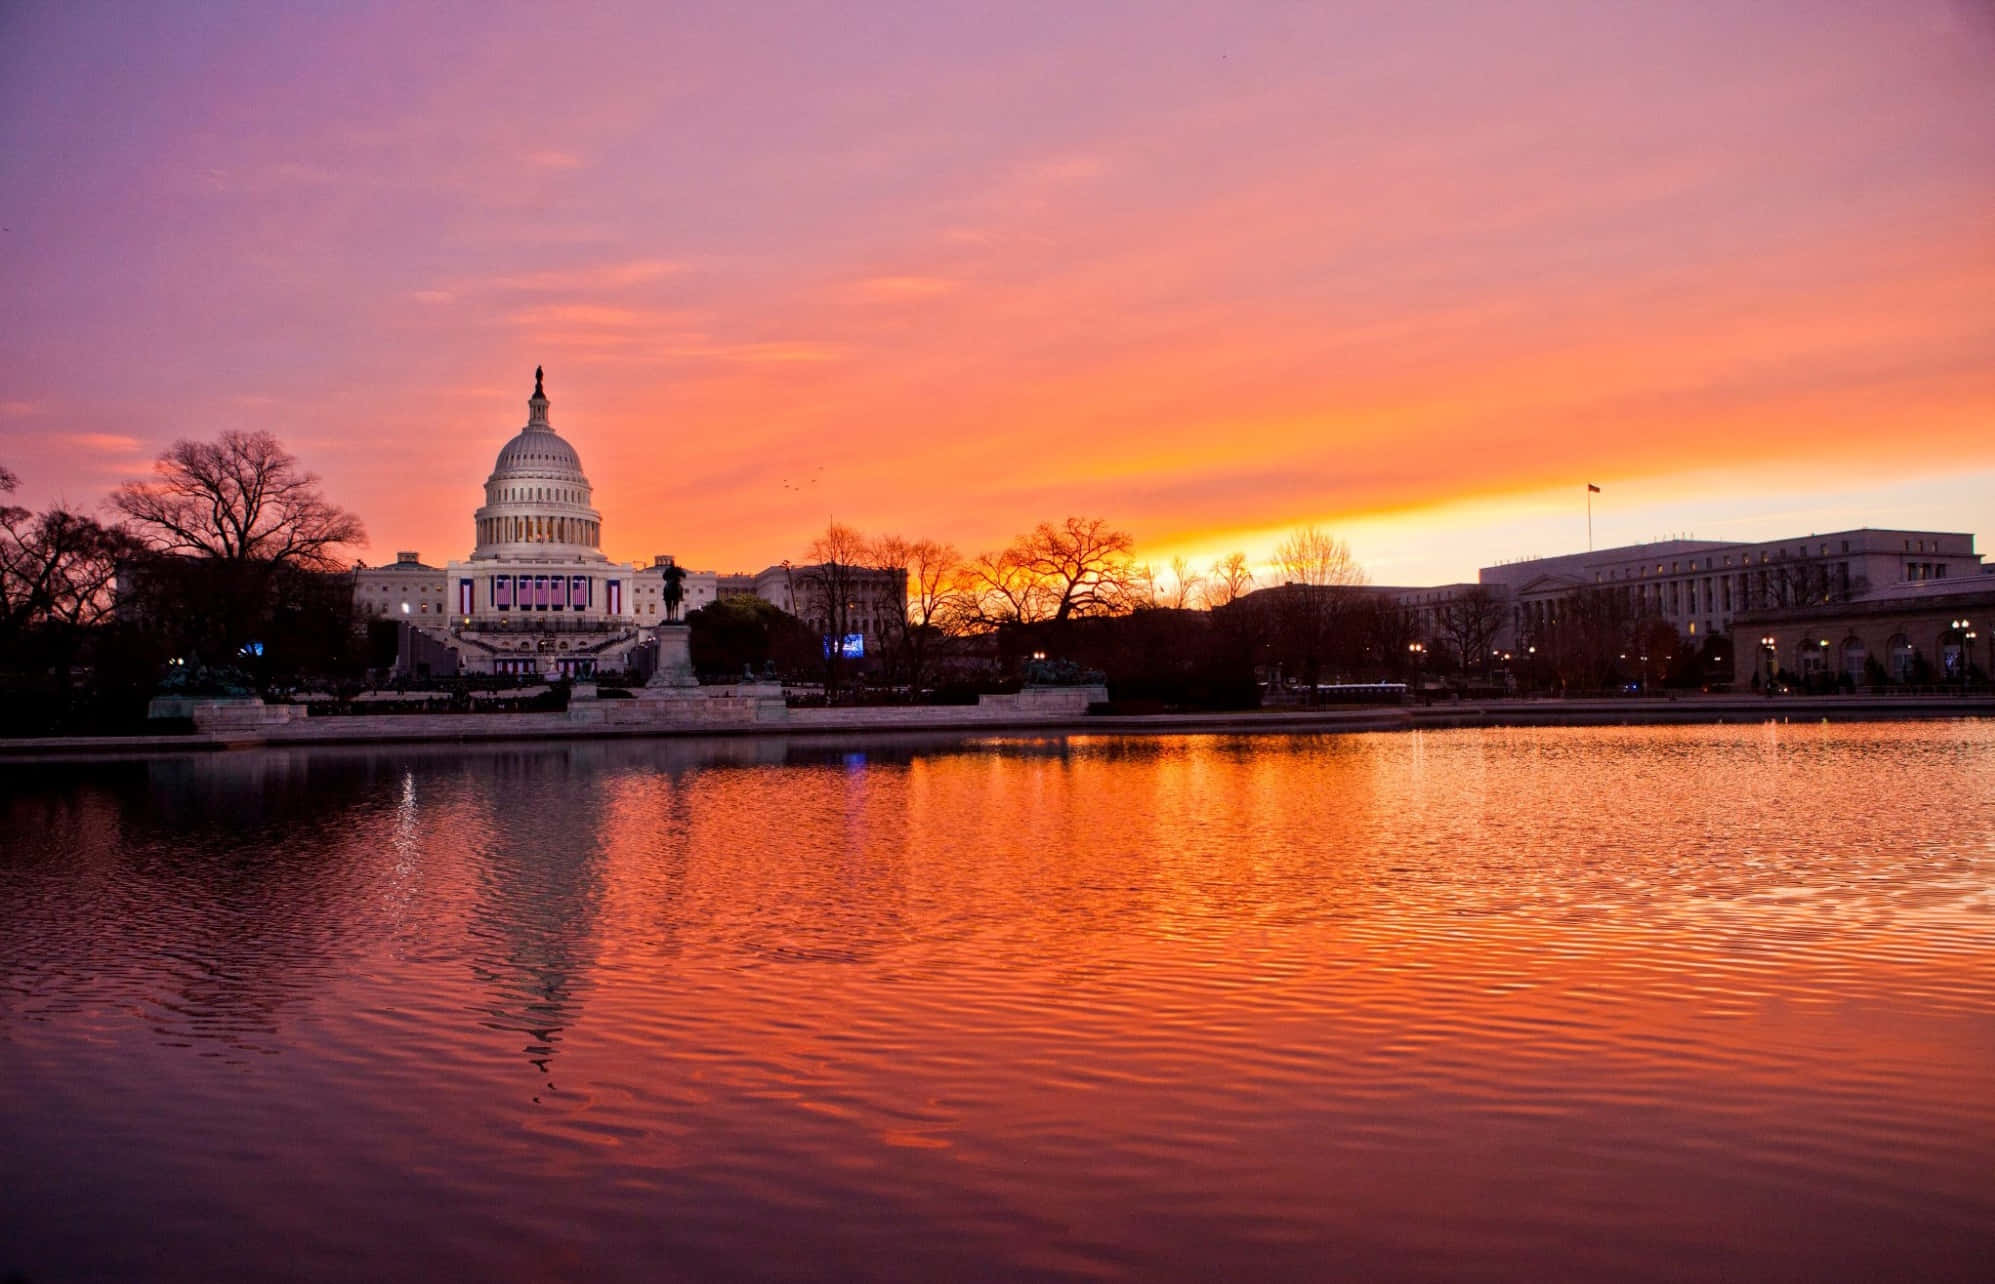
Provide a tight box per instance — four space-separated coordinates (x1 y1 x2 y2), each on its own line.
355 369 717 677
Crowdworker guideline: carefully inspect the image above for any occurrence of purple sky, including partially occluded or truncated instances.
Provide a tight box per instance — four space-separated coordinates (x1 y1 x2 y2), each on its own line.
4 1 1993 582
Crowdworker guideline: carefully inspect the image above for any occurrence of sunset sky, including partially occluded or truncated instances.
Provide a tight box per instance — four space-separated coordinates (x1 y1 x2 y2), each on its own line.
3 1 1992 587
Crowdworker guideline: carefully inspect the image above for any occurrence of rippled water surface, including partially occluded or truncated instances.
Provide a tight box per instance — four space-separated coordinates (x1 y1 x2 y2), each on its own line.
4 723 1994 1281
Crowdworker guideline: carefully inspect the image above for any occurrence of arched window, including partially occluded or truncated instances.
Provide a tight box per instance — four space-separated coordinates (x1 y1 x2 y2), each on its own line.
1887 634 1915 682
1941 631 1967 678
1839 637 1867 681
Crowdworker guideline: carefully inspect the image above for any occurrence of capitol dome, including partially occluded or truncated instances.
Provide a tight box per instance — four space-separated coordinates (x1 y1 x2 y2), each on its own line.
469 368 609 562
492 426 584 476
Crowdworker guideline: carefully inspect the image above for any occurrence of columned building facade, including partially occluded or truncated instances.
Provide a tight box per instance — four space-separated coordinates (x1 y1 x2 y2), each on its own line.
1480 529 1985 654
355 370 716 676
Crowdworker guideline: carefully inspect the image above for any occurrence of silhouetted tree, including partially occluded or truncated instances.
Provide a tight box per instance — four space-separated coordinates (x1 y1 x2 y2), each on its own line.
1160 555 1205 611
1203 552 1255 608
1437 585 1505 679
1530 587 1633 692
1268 525 1367 693
1360 595 1420 677
1 468 136 717
109 431 365 667
110 431 363 570
963 544 1047 626
1018 516 1139 622
687 595 819 679
870 534 964 699
793 521 871 698
959 515 1141 629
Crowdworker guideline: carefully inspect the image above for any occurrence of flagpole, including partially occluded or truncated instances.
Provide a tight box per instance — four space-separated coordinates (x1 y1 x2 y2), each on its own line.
1587 485 1593 552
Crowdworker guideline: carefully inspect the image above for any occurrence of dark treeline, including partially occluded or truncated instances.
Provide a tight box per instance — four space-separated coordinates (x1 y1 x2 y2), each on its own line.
5 430 1754 735
1 435 368 734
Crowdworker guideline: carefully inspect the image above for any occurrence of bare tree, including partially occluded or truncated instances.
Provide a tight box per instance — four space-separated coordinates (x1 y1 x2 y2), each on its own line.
1159 555 1205 611
794 520 871 699
1125 562 1162 611
110 430 364 570
2 467 135 699
1268 525 1368 694
1203 551 1255 609
1015 515 1138 622
1529 586 1633 693
957 516 1142 630
1272 527 1363 591
1437 585 1506 678
3 479 128 640
1361 595 1420 676
962 544 1048 627
870 534 964 699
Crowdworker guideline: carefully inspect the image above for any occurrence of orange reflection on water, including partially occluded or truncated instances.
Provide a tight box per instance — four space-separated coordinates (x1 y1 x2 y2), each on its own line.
3 722 1993 1281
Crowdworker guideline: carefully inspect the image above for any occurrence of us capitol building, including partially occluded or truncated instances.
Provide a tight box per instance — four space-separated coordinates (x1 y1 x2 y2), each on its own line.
354 370 719 677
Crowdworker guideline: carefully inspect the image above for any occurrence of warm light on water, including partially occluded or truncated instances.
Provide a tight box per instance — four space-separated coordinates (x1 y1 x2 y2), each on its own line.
4 723 1993 1281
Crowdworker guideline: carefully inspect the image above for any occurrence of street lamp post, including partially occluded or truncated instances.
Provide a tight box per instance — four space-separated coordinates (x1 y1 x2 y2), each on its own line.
1952 619 1974 690
1408 641 1425 699
1760 635 1776 695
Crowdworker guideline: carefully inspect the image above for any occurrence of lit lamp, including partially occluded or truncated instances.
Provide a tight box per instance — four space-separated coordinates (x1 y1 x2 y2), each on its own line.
1408 640 1425 690
1760 635 1777 693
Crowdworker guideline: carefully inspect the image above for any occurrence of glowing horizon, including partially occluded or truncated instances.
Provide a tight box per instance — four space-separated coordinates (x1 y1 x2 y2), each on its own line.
3 1 1992 587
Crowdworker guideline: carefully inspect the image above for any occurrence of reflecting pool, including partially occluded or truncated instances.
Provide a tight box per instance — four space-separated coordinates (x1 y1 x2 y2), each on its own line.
4 722 1993 1281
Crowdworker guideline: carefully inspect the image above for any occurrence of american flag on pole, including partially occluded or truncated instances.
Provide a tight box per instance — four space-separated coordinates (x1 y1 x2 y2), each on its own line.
1587 483 1601 493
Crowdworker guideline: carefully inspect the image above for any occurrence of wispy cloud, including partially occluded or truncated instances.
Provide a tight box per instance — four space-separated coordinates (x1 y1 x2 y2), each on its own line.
526 150 585 170
508 304 701 330
850 275 959 301
1020 153 1106 184
65 432 143 454
0 401 38 418
487 259 683 292
658 341 848 364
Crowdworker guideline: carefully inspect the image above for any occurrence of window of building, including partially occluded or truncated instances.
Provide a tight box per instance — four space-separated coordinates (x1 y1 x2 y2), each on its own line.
1888 635 1915 681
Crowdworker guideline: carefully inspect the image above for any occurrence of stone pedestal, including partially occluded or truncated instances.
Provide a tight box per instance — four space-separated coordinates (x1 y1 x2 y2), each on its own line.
634 624 707 716
646 624 699 690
